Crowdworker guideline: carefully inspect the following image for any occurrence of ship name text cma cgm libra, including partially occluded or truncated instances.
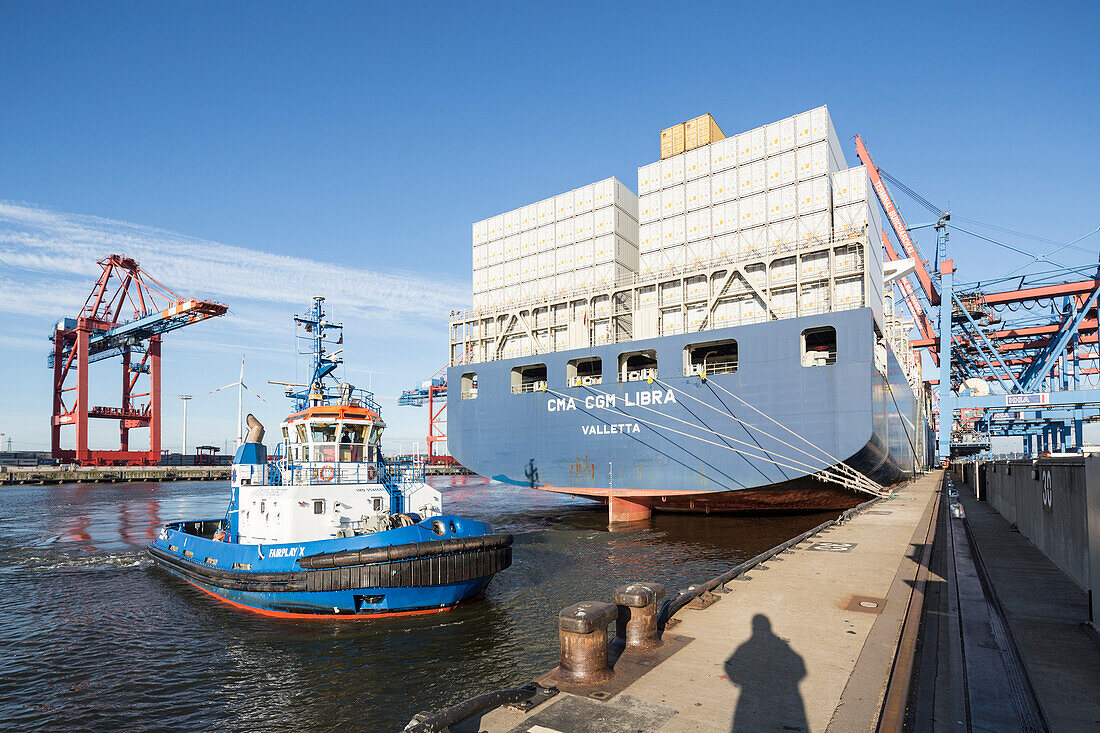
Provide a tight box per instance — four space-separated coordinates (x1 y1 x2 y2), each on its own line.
545 389 678 413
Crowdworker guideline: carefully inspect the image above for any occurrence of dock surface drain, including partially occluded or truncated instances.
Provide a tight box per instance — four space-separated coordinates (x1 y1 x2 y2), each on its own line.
845 595 887 614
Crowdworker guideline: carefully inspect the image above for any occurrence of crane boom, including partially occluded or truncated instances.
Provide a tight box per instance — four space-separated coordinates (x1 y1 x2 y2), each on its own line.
855 136 940 305
881 229 939 367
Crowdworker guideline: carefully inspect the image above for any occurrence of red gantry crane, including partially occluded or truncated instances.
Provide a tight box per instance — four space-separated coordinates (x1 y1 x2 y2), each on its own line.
49 255 228 465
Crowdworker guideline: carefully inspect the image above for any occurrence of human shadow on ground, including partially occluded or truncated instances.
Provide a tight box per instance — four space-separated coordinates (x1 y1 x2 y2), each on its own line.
725 614 808 732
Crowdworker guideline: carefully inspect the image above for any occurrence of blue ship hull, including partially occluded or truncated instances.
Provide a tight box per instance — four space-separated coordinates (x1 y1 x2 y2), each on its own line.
147 516 511 618
448 309 930 513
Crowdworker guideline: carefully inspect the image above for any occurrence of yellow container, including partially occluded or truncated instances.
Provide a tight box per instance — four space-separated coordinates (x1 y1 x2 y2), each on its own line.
661 123 686 159
685 113 725 150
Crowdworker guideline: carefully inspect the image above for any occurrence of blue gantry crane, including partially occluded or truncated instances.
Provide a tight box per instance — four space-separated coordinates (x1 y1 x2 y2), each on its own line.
398 366 450 463
856 136 1100 460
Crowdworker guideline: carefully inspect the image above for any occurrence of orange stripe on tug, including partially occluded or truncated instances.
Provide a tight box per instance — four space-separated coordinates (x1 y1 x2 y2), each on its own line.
185 579 457 620
286 404 381 422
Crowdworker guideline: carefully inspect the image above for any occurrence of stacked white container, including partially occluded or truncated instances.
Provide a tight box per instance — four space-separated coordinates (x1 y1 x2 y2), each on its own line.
472 177 639 310
638 105 847 277
831 166 882 241
831 164 885 321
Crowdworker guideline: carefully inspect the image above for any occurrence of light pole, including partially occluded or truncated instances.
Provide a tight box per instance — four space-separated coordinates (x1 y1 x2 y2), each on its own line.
179 395 193 455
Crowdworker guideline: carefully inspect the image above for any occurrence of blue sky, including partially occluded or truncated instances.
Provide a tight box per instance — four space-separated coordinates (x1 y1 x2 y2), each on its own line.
1 1 1097 454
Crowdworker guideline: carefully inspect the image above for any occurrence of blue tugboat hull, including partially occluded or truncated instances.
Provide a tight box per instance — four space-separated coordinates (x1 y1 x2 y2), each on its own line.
147 516 512 618
164 571 494 618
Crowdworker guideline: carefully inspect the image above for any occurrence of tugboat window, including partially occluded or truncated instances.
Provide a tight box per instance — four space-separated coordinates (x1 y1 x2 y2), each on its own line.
567 357 603 387
373 498 382 511
313 500 325 515
311 422 337 443
461 372 478 399
511 363 548 394
339 424 367 462
619 350 658 382
685 339 738 376
802 326 837 366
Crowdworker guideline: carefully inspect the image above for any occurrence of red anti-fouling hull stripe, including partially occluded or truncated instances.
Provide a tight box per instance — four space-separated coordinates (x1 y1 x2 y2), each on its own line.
182 578 457 620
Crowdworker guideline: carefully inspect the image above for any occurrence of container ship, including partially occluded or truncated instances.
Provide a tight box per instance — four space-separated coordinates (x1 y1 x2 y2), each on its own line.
446 107 933 522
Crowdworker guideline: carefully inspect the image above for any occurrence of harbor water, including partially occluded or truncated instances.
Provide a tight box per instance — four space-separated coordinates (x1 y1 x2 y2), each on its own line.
1 476 834 731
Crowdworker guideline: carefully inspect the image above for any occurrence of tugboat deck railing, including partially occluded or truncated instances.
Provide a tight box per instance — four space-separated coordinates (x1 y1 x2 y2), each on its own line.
260 457 427 515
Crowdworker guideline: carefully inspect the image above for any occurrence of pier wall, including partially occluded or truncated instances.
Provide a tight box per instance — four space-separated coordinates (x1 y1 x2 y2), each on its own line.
0 465 229 485
952 457 1094 594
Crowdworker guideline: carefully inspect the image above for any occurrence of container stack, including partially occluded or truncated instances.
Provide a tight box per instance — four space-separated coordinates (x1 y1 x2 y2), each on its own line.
831 165 885 316
454 105 895 367
471 178 639 311
637 106 847 278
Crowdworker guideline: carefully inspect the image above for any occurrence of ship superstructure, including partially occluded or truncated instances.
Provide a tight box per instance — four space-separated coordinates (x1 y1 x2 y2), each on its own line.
447 107 931 522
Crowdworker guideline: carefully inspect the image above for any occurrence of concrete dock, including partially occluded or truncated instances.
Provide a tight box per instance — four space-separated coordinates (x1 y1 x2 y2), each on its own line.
422 460 1100 726
452 471 941 732
0 464 229 485
421 460 1100 733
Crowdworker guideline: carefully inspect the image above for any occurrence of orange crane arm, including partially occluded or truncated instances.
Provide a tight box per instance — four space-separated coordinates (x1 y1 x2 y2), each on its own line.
855 136 940 305
881 230 939 367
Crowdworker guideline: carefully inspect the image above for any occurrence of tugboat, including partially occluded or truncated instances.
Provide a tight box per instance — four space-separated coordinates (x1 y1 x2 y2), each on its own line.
148 297 512 618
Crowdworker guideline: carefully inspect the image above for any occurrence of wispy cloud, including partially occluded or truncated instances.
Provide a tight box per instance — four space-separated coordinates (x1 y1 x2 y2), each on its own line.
0 200 459 447
0 200 468 325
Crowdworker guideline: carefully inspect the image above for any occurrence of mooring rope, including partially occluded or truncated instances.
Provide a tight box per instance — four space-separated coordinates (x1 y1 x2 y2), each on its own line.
545 385 885 497
545 387 820 479
653 377 883 495
566 385 843 477
674 377 886 495
656 378 844 474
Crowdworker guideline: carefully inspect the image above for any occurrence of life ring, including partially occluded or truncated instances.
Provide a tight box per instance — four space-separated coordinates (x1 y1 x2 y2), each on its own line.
213 528 227 542
366 464 377 482
319 466 336 482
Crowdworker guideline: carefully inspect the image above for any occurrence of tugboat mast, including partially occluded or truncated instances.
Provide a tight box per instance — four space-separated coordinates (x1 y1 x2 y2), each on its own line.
289 296 349 410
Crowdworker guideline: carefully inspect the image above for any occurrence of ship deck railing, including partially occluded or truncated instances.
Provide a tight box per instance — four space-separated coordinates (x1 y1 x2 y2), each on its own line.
453 228 875 324
693 361 739 377
511 381 546 394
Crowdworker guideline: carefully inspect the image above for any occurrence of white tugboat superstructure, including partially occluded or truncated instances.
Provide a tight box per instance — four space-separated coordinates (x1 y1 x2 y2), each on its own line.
148 297 511 617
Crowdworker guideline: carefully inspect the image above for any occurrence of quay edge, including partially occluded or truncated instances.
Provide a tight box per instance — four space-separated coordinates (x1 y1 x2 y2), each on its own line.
0 465 229 485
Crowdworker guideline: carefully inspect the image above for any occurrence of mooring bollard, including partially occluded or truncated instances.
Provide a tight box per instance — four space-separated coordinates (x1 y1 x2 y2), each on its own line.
614 582 665 650
557 601 617 684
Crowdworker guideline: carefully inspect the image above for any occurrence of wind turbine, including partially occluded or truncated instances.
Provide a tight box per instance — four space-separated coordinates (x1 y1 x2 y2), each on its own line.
211 355 265 446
